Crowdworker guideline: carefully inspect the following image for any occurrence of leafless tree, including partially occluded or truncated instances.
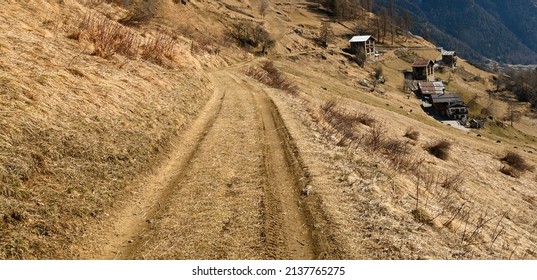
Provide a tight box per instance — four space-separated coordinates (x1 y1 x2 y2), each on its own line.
259 0 269 19
380 7 389 43
319 21 333 48
388 0 397 44
401 10 413 41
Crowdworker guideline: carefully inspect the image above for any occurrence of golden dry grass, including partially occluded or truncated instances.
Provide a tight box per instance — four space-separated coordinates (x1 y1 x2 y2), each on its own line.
0 0 212 259
2 0 537 260
261 4 537 258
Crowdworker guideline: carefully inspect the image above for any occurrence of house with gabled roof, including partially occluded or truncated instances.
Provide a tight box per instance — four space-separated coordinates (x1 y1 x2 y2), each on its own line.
412 58 435 81
430 93 468 121
349 35 376 56
441 50 457 68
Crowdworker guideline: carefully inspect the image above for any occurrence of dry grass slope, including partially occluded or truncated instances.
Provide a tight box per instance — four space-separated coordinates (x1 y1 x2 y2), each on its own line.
2 0 537 260
0 0 210 259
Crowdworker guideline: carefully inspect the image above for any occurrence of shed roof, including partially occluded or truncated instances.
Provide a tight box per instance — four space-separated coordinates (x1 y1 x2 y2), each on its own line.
418 81 445 95
442 50 457 56
431 93 464 104
412 58 433 67
349 35 376 43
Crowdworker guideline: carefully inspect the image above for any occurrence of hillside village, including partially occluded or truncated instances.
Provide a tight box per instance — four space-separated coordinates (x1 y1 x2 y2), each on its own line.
1 0 537 260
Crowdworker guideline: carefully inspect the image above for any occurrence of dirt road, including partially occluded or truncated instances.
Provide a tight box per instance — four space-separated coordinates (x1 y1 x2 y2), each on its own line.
80 69 316 259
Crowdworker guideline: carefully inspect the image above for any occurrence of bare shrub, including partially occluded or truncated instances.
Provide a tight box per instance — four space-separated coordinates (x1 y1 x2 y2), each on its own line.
229 21 274 54
356 114 376 127
318 21 333 48
141 33 175 63
80 13 140 58
365 124 386 151
78 13 175 64
317 101 362 147
354 47 367 67
177 24 222 55
371 65 384 91
382 139 414 170
440 172 465 190
259 0 269 18
501 151 535 176
500 166 521 178
245 61 298 94
404 128 420 140
411 207 433 225
426 140 451 160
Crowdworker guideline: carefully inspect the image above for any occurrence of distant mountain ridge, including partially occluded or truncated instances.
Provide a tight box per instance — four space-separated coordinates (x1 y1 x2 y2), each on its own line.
376 0 537 65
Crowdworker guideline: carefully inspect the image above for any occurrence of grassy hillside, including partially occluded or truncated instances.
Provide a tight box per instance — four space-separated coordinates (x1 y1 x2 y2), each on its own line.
0 0 217 258
1 0 536 259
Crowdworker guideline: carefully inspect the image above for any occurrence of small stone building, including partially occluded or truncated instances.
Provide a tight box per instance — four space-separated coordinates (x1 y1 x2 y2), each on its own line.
441 50 457 68
412 58 435 81
349 35 376 56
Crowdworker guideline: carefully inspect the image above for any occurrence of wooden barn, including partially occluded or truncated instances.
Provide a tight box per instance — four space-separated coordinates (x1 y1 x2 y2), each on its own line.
349 35 376 56
430 93 468 121
412 58 435 81
441 50 457 68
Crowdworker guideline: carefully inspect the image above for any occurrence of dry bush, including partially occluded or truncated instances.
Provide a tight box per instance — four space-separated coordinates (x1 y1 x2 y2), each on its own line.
311 101 420 171
141 33 175 63
365 124 386 151
404 128 420 141
411 207 433 225
80 13 140 58
317 100 363 147
440 172 465 190
316 100 377 147
426 140 452 160
500 166 521 178
78 13 175 64
190 37 222 55
382 139 414 170
500 151 535 177
246 61 298 95
229 21 274 53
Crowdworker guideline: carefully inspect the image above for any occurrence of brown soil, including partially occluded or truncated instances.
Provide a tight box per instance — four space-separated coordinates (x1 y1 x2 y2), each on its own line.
79 69 318 259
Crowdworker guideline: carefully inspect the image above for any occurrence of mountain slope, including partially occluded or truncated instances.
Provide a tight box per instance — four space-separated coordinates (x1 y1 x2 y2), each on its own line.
377 0 537 64
2 0 537 260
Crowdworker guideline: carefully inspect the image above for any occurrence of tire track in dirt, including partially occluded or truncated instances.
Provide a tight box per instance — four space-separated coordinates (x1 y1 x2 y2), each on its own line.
247 77 316 259
79 78 226 259
224 72 316 259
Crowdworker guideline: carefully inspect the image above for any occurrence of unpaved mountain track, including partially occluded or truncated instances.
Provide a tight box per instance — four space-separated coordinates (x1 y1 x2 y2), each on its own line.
231 72 315 259
81 69 316 259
